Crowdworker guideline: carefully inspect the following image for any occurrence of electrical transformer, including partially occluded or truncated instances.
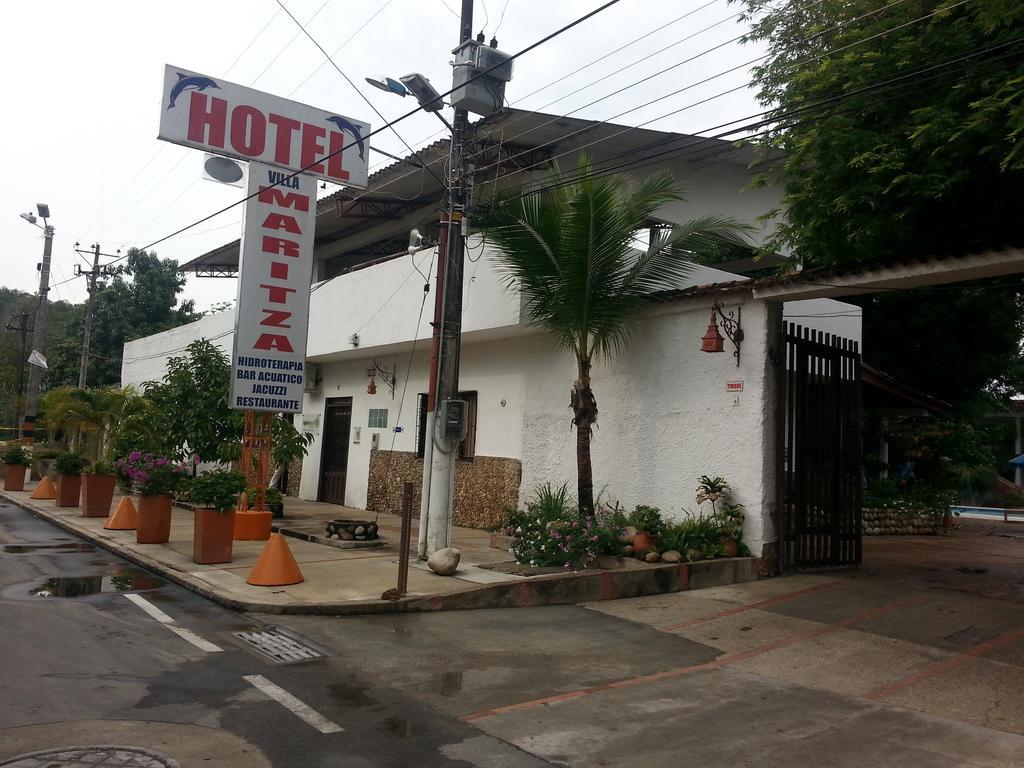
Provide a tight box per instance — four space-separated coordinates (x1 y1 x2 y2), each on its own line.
450 39 514 117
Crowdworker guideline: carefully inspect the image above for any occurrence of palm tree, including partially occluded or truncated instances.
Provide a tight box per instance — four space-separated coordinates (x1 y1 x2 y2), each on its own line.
484 156 750 516
40 386 160 462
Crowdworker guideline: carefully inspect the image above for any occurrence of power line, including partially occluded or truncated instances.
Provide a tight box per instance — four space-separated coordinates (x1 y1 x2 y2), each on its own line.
250 0 332 86
467 0 917 176
471 0 969 194
273 0 446 190
121 0 624 258
509 35 1024 201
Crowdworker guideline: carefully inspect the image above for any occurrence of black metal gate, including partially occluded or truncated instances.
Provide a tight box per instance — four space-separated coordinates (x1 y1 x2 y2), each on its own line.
778 322 863 569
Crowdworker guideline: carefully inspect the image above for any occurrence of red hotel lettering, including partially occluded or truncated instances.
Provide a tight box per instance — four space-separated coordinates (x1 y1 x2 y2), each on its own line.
270 262 289 280
260 309 293 328
253 334 294 352
300 123 327 174
187 92 227 147
262 213 301 234
326 131 351 181
262 236 299 257
230 105 266 156
257 186 310 212
268 113 300 165
259 283 296 304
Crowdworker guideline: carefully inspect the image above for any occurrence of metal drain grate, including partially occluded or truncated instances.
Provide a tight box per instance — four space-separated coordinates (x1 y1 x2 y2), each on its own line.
233 629 324 664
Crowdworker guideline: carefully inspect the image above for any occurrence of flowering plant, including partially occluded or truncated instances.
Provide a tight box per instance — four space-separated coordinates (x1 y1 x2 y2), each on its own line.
116 451 192 496
508 483 606 569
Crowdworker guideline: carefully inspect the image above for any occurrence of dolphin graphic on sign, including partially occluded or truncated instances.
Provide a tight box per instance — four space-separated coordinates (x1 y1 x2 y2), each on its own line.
326 116 366 160
167 73 220 110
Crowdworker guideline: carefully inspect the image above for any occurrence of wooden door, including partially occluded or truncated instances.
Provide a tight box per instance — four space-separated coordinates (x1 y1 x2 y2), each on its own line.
318 398 352 505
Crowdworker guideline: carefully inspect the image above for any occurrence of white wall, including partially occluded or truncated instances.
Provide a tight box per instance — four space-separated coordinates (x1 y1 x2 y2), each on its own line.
297 336 529 505
120 310 235 390
518 296 778 554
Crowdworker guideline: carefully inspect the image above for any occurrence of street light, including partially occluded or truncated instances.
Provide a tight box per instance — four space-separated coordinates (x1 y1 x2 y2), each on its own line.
19 203 53 444
366 72 452 130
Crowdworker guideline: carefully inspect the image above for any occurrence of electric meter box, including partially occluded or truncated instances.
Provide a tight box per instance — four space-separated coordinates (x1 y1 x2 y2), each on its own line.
438 398 469 442
450 40 514 117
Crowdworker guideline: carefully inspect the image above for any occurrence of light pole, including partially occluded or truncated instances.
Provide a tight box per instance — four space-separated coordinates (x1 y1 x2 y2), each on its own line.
365 2 475 558
20 203 53 445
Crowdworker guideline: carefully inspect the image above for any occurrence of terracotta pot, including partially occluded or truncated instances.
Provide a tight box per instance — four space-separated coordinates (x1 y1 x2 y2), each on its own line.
632 531 655 556
234 510 273 541
942 511 956 529
137 494 173 544
193 507 237 564
55 474 82 507
722 536 739 557
81 474 116 518
4 463 26 491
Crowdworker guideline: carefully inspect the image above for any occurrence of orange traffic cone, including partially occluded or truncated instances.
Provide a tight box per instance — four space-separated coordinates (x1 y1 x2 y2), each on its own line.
30 476 56 500
104 496 137 530
247 533 304 586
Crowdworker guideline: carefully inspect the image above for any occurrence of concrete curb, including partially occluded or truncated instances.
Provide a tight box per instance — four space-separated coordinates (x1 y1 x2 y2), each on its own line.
1 491 759 616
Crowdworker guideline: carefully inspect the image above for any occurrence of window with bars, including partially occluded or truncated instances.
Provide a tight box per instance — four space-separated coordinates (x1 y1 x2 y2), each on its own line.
368 408 388 429
415 391 478 460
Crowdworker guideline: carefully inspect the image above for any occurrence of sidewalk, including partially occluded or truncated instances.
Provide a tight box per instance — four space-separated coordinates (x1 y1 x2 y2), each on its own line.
0 483 757 615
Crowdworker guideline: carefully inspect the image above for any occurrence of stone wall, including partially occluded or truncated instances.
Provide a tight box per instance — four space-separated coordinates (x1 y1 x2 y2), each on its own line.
366 450 521 530
285 456 303 497
863 507 940 535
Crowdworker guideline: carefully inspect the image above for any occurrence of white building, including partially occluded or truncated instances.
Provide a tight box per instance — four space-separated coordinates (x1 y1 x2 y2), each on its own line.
123 109 865 566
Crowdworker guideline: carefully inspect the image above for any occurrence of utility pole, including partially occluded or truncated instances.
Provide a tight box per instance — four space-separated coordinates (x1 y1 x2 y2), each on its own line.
422 0 474 556
74 242 117 389
22 211 54 445
5 312 30 432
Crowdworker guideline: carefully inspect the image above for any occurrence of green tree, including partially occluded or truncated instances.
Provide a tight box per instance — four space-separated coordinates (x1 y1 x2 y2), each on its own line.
739 0 1024 267
739 0 1024 407
483 157 749 515
44 249 200 388
39 385 160 461
144 339 311 471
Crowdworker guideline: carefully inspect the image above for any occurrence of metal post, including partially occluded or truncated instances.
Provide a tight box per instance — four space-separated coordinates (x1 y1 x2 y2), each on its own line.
424 0 473 557
22 222 53 444
397 481 414 595
78 243 101 389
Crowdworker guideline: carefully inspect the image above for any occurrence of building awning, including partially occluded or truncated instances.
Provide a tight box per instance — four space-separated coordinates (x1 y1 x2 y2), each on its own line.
178 107 767 277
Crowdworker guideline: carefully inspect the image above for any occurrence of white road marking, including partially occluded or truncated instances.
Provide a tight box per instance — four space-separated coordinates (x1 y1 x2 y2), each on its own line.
244 674 344 734
123 593 223 652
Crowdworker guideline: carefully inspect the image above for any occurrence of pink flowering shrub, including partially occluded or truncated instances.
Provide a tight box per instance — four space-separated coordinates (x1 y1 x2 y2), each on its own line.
509 483 622 569
116 452 192 496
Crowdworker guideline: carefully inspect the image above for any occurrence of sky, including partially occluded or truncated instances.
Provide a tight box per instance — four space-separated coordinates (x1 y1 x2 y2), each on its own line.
0 0 766 313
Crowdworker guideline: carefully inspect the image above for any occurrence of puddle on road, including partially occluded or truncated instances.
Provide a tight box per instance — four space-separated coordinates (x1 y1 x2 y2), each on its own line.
378 716 415 738
28 568 165 598
3 542 96 554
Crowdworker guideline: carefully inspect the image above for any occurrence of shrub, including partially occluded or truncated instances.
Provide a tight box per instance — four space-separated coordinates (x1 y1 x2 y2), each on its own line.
190 470 247 513
87 459 115 475
627 504 664 535
54 452 88 476
3 447 31 467
509 484 603 568
116 451 192 496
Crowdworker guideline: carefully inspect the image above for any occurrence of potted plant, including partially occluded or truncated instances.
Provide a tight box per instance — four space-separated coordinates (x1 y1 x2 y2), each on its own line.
717 502 745 557
189 469 247 564
3 446 31 491
53 452 88 507
116 452 190 544
627 505 663 556
81 459 117 518
265 487 284 518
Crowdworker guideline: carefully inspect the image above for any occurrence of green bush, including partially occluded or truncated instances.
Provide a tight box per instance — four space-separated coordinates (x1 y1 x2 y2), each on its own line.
190 470 247 514
54 452 88 476
88 459 115 475
627 504 664 536
509 484 606 568
3 447 31 467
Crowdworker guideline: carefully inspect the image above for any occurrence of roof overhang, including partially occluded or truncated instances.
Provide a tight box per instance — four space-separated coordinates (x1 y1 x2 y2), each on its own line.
179 107 770 276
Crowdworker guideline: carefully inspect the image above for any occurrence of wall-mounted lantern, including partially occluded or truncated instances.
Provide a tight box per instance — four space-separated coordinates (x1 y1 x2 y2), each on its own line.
700 301 743 366
367 360 396 398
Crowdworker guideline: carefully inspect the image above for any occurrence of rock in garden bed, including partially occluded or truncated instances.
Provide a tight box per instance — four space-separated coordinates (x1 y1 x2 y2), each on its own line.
862 508 940 536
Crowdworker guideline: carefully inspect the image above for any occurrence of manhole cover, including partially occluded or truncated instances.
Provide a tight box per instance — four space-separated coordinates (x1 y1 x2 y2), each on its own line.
0 746 178 767
234 629 324 663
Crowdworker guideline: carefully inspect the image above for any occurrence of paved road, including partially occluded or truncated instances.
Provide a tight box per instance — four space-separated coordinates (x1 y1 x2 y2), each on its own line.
0 502 547 767
4 499 1023 767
